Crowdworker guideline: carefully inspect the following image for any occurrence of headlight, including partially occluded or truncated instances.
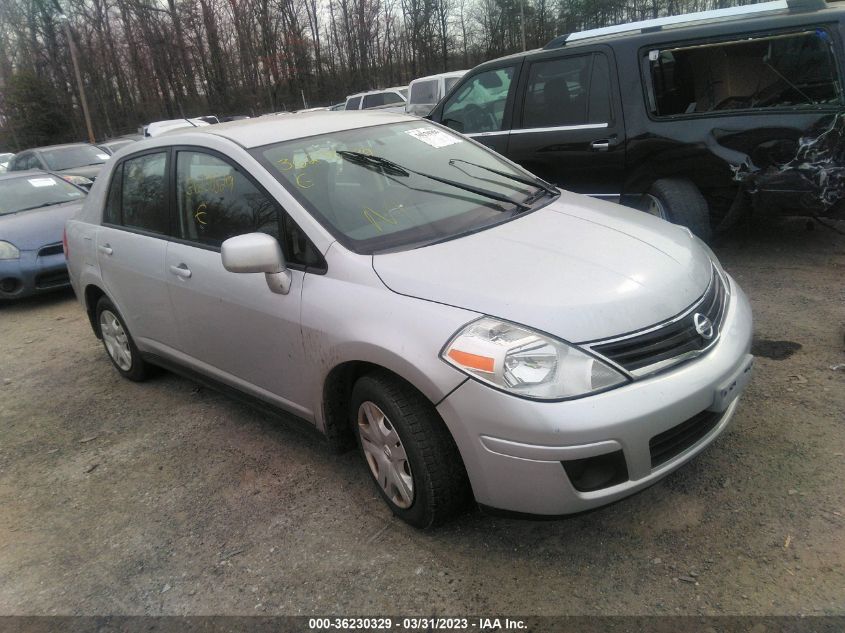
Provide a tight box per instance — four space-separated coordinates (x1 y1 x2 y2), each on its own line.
60 175 94 188
0 241 20 260
441 317 628 400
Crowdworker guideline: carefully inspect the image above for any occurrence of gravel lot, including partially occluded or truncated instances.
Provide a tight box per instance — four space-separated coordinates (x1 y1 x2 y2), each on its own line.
0 217 843 617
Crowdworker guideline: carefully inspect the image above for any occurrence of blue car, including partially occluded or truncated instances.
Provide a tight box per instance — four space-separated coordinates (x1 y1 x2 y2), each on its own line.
0 170 87 300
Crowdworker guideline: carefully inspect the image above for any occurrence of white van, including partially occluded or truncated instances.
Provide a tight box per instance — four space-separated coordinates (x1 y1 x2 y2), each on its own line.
406 71 467 117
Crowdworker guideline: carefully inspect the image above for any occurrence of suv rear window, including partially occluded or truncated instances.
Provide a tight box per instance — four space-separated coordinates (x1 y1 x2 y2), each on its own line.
410 80 437 104
648 29 842 116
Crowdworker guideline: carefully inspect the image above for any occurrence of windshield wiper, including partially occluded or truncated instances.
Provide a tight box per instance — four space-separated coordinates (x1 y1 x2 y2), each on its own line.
336 150 529 212
448 158 558 196
13 201 65 213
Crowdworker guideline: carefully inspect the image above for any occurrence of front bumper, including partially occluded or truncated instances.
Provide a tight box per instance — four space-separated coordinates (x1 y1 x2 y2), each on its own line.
0 249 70 300
436 275 754 515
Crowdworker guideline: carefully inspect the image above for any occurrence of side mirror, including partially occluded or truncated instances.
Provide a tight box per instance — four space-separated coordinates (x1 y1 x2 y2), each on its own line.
221 232 292 295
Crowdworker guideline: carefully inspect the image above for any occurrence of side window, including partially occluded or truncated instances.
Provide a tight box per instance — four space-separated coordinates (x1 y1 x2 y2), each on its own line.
281 212 325 270
382 91 405 105
522 55 592 128
362 93 386 108
121 152 168 234
345 96 362 110
104 163 123 224
410 80 437 104
176 151 278 247
441 66 516 134
648 29 843 116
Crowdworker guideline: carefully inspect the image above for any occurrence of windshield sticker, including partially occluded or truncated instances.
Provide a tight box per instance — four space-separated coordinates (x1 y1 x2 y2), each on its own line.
28 178 56 187
96 153 110 160
405 128 462 148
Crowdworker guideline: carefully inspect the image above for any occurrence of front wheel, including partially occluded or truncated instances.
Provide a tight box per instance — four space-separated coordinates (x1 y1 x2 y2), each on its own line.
642 178 712 241
350 372 471 528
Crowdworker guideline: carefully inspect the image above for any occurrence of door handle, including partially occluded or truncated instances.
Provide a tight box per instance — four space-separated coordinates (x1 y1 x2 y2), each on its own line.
98 244 113 256
169 263 192 279
590 140 611 152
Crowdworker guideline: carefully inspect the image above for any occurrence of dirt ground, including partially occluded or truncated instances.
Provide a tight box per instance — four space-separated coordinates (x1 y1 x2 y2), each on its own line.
0 216 843 617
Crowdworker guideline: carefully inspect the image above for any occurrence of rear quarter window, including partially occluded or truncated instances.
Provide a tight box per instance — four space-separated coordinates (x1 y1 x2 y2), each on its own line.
647 28 843 116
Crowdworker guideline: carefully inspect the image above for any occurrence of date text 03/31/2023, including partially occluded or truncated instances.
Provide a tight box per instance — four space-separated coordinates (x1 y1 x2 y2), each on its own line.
308 617 528 630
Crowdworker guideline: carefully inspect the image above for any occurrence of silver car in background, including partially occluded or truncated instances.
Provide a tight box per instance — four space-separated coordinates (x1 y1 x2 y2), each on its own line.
65 112 754 527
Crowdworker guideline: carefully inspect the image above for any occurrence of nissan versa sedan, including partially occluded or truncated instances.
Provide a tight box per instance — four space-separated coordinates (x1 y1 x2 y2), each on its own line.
0 171 86 299
65 112 754 527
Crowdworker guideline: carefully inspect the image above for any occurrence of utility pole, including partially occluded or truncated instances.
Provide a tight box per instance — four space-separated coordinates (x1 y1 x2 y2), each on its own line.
58 14 95 144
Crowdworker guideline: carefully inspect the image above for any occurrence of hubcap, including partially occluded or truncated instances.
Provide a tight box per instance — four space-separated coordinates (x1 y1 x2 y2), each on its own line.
99 310 132 371
357 401 414 509
644 194 669 220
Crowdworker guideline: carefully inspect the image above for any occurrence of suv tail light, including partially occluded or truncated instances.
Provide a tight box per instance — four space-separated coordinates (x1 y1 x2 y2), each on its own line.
62 226 69 259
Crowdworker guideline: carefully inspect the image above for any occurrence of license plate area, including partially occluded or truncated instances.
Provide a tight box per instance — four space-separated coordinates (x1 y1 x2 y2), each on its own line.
710 354 754 412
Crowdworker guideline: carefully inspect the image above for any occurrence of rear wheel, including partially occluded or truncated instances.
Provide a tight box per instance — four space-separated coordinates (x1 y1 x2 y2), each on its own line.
350 372 471 528
642 178 712 241
95 296 152 381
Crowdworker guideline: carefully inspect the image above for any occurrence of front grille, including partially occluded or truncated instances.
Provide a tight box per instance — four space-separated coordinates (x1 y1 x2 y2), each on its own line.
38 243 64 257
649 409 722 468
34 270 69 289
589 267 727 375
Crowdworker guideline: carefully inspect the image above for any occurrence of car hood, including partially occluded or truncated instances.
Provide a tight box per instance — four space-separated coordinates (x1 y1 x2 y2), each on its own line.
372 192 714 342
56 164 104 180
0 201 83 251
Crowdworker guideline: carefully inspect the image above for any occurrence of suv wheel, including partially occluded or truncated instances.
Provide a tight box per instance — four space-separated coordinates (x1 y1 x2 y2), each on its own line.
96 296 152 381
350 372 471 528
643 178 712 241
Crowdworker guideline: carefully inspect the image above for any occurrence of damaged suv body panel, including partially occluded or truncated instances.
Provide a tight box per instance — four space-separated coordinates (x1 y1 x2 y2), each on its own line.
430 1 845 234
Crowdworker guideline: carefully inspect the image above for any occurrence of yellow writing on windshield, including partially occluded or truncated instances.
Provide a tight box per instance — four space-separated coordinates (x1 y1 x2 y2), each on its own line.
363 204 406 233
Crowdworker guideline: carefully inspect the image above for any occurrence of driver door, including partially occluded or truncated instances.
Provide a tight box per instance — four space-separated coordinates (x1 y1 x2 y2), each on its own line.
432 64 521 155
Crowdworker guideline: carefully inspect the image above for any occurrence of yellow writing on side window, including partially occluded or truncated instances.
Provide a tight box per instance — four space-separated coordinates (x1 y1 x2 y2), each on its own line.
186 174 234 196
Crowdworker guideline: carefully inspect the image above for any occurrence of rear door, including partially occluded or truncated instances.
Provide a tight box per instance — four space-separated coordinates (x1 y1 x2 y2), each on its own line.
506 46 626 197
432 63 521 155
97 149 180 350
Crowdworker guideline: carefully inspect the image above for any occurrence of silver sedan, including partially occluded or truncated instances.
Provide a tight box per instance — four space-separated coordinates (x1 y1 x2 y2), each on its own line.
66 112 753 527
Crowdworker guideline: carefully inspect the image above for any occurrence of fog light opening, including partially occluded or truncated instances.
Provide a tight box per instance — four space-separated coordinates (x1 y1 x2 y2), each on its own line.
562 450 629 492
0 277 22 294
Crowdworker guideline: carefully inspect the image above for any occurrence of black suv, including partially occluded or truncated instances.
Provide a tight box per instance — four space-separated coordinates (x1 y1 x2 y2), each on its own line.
428 0 845 238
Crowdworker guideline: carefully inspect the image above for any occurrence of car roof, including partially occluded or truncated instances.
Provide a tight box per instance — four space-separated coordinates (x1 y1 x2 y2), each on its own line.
148 110 414 149
474 0 840 69
410 71 467 83
347 88 405 98
22 143 96 153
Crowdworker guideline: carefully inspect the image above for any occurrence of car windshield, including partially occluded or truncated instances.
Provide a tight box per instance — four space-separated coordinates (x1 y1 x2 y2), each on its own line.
253 121 553 253
0 175 85 215
40 145 109 171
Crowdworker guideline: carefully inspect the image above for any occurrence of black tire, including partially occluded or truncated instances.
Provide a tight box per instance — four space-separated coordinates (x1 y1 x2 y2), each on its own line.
95 296 152 382
644 178 712 241
350 372 471 528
